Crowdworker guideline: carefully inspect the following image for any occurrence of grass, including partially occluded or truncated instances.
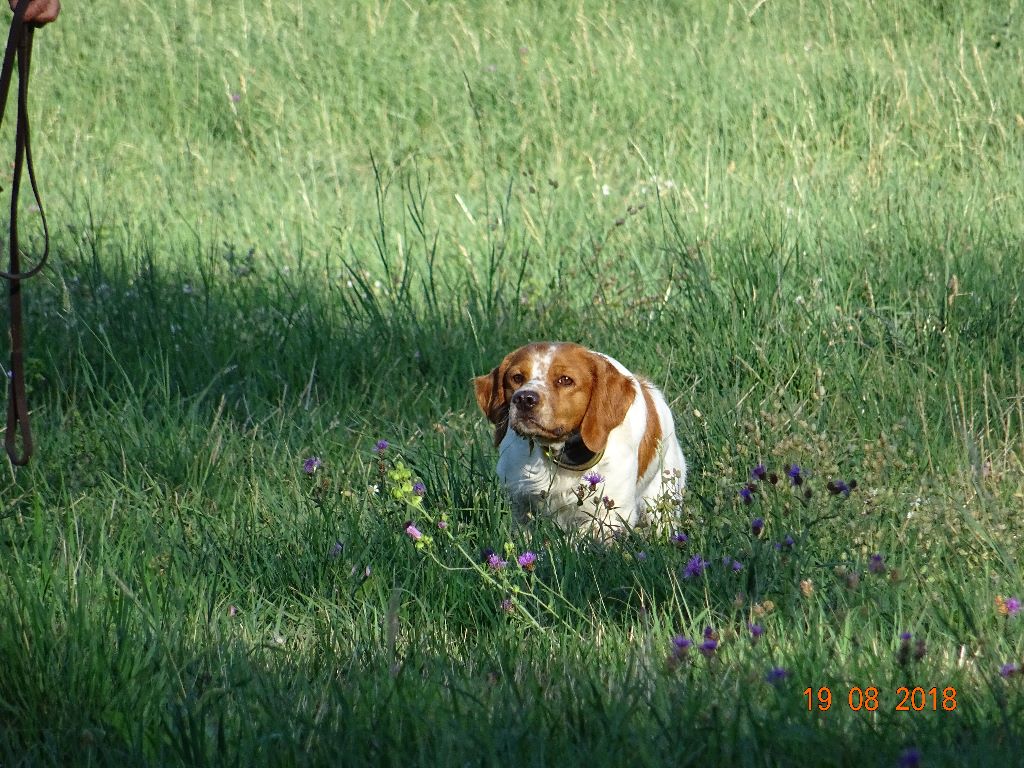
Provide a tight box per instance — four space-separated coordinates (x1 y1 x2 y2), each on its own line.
2 0 1023 764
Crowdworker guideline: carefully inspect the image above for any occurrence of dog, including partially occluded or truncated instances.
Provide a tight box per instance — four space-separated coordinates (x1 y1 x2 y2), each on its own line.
474 342 686 534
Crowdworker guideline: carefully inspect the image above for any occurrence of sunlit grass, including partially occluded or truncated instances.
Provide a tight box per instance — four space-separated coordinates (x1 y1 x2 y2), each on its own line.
1 0 1022 765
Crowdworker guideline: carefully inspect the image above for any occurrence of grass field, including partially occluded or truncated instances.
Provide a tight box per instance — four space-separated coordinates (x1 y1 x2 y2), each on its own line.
2 1 1023 764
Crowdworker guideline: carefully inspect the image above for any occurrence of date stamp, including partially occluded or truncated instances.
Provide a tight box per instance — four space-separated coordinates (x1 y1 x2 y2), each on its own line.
804 686 958 712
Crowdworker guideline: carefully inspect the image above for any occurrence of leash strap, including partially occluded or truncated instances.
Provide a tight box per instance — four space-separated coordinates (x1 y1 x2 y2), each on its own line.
1 0 49 466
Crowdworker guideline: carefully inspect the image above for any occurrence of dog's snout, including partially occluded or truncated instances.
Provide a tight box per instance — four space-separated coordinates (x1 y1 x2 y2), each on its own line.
511 389 540 411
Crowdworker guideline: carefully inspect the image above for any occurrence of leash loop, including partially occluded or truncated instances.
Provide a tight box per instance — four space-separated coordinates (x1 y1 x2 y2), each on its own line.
2 0 49 466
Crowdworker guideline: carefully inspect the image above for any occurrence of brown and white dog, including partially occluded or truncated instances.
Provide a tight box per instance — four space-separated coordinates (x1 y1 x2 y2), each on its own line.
474 342 686 534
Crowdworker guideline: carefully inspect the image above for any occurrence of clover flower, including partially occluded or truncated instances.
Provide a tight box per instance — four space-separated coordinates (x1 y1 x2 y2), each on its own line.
683 555 707 579
517 551 538 571
303 456 322 474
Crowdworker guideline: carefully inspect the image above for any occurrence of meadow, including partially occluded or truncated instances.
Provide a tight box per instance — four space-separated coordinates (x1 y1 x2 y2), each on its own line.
1 0 1023 764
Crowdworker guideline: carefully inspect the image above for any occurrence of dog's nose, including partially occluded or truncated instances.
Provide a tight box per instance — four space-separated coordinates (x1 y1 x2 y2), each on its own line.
511 389 539 411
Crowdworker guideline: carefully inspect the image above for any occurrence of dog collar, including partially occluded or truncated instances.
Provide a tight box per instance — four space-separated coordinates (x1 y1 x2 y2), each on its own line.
541 434 604 472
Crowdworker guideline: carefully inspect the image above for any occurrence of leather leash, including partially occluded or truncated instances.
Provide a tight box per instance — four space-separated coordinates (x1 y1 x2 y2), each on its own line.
1 0 49 466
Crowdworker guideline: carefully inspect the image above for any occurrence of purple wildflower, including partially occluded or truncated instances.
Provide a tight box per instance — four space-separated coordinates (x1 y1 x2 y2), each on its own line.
722 556 743 572
500 599 514 614
897 748 921 768
827 479 852 497
486 553 508 570
582 471 604 488
403 522 423 541
786 464 804 486
868 554 886 574
373 439 389 454
999 662 1018 679
412 481 426 497
765 667 788 684
751 464 768 481
773 534 796 551
672 635 693 651
517 551 538 571
1006 597 1021 617
748 623 765 641
751 517 764 537
437 519 448 530
899 631 913 641
739 486 755 505
698 638 718 657
227 604 238 617
303 456 322 474
670 531 688 547
683 555 707 579
329 540 343 558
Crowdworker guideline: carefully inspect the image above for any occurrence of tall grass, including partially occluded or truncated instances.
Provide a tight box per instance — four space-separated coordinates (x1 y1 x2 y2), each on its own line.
1 1 1022 765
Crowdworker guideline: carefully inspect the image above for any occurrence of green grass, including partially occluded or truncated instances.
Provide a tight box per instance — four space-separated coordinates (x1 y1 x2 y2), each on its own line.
2 0 1022 764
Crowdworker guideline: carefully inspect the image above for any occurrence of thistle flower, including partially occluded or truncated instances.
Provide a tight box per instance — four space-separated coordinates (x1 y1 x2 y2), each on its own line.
751 517 764 537
583 471 604 488
683 555 707 579
403 522 423 541
786 464 804 486
751 464 768 481
698 638 718 657
1006 597 1021 617
500 598 515 614
329 540 343 558
303 456 322 474
868 553 886 574
670 531 688 547
486 552 508 570
373 439 390 454
673 635 693 651
739 486 755 505
999 662 1018 679
898 748 921 768
517 551 538 571
765 667 788 684
748 623 765 641
826 479 852 497
412 481 426 497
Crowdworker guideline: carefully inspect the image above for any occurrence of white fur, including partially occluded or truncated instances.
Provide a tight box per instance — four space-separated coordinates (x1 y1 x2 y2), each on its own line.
495 352 686 534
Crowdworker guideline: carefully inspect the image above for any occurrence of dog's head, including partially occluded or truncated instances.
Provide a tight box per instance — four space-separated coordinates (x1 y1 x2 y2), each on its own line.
473 342 636 452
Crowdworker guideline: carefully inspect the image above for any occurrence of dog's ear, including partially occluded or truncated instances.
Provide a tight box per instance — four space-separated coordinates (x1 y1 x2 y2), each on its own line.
579 355 636 454
474 362 510 446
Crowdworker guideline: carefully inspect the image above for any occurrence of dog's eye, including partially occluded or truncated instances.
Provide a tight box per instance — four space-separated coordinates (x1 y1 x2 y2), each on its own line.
509 372 525 386
556 375 574 387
